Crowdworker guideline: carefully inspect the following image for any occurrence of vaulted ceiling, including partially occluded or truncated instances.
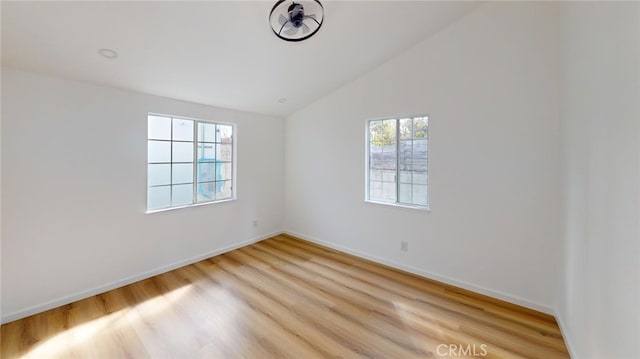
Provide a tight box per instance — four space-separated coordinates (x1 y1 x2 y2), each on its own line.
1 1 480 117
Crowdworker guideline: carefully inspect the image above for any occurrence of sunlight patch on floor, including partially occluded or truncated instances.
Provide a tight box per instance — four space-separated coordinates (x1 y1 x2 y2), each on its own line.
392 300 453 359
23 285 193 358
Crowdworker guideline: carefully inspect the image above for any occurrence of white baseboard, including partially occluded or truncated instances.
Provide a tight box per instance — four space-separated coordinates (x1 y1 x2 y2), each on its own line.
1 231 280 324
554 309 576 358
283 229 555 315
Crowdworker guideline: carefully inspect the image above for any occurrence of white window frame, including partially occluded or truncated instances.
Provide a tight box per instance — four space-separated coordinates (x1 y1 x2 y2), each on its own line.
365 115 430 211
146 113 237 213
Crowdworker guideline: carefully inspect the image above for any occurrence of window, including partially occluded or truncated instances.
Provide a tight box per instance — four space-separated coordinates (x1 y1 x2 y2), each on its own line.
366 116 429 208
147 114 235 212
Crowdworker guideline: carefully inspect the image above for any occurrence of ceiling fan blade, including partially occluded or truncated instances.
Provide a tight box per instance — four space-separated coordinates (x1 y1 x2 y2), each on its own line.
279 13 288 26
284 26 299 37
302 22 310 34
304 14 320 25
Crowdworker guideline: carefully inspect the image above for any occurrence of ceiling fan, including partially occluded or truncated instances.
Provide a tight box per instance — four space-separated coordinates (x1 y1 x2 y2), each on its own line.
269 0 324 42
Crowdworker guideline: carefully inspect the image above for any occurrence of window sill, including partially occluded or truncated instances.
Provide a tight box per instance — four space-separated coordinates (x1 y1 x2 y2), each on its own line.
146 198 236 214
365 200 431 212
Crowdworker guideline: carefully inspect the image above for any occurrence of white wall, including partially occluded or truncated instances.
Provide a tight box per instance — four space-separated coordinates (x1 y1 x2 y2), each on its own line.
284 2 562 312
1 68 284 322
558 2 640 358
0 67 3 319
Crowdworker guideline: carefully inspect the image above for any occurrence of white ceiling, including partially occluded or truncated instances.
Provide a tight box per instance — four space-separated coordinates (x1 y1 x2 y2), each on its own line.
1 1 480 117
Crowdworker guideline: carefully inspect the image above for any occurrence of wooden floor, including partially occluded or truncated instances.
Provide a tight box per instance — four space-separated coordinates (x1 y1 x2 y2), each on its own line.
1 234 569 358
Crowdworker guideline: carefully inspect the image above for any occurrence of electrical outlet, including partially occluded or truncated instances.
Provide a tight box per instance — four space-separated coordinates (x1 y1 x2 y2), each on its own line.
400 241 408 252
252 220 258 228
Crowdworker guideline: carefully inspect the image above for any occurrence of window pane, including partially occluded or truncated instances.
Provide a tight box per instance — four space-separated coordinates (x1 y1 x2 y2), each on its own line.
399 140 412 153
382 149 396 162
198 122 216 142
148 116 171 140
413 139 428 159
400 118 412 140
217 144 233 162
215 180 232 200
412 158 428 172
369 120 382 139
197 162 215 182
370 170 382 182
399 183 412 203
216 125 233 143
382 161 396 171
382 170 396 182
173 142 193 162
399 159 411 172
148 140 171 163
398 140 412 171
399 171 412 184
413 171 428 185
370 150 384 170
148 186 170 210
369 181 383 202
198 143 215 161
172 118 194 141
171 184 193 206
414 117 428 139
369 119 396 146
197 181 215 202
148 164 171 186
412 184 428 206
173 163 193 184
382 182 396 202
218 162 232 181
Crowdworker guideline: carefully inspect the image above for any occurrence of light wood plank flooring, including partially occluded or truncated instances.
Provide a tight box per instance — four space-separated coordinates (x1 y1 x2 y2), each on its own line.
1 234 569 358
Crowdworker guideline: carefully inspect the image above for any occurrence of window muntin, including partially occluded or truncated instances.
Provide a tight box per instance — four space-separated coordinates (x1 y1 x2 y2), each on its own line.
147 114 234 211
367 116 429 208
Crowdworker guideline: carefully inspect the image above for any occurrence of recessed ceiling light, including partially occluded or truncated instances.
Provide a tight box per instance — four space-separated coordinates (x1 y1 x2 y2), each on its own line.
278 98 287 103
98 48 118 59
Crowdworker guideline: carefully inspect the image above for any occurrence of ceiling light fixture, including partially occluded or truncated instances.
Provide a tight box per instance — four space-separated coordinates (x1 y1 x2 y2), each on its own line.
98 48 118 59
269 0 324 42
